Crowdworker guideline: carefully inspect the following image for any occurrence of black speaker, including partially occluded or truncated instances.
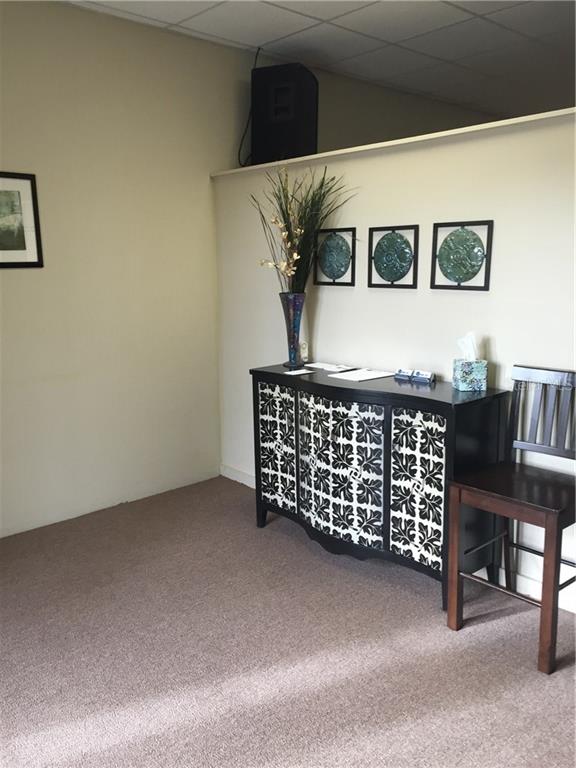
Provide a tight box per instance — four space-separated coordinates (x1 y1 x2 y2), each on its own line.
251 63 318 165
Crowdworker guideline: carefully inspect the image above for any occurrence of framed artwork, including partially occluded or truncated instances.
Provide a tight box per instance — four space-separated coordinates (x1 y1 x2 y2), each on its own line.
368 225 419 289
430 220 493 291
0 172 43 268
314 228 355 286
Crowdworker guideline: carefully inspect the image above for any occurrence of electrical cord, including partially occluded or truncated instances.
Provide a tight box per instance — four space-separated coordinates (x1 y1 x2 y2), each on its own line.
237 47 262 167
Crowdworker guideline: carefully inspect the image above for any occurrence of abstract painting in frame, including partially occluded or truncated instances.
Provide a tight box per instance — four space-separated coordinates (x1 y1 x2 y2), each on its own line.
430 220 493 291
314 228 356 287
368 225 418 289
0 172 43 268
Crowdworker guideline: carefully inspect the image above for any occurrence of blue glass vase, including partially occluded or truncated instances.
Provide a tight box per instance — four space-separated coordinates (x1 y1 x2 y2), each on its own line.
279 292 305 369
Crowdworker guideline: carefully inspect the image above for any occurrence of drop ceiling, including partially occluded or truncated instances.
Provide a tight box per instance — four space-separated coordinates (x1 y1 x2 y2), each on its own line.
73 1 575 117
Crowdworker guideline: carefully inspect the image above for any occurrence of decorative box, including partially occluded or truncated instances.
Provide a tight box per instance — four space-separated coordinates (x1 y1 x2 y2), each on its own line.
453 359 488 391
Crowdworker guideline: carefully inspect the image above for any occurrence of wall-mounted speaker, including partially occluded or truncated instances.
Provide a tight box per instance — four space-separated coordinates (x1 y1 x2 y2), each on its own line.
251 63 318 165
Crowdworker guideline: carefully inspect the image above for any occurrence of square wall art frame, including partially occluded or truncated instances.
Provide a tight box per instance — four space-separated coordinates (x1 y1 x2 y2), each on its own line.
0 172 43 269
368 225 419 289
430 220 493 291
314 227 356 287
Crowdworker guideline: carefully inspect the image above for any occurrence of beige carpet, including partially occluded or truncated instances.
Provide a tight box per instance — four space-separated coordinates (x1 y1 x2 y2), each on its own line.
0 476 574 768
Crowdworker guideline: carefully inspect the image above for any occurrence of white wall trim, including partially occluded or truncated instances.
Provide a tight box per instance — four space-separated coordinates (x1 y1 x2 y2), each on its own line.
211 108 575 178
221 464 256 489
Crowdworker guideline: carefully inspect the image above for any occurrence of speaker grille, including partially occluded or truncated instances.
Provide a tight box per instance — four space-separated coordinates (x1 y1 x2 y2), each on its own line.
251 64 318 165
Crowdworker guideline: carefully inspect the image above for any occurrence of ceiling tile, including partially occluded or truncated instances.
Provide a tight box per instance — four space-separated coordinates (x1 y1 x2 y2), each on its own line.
264 23 384 66
450 1 526 15
100 2 220 24
269 2 375 21
333 1 473 42
485 1 575 38
179 1 318 46
333 45 438 80
403 16 523 60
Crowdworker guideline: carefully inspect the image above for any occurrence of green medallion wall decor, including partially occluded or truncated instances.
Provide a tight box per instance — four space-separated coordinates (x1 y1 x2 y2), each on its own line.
431 220 493 291
314 228 356 286
368 225 418 289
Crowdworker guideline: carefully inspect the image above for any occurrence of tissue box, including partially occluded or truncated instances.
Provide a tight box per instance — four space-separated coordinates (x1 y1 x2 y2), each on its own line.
453 359 488 391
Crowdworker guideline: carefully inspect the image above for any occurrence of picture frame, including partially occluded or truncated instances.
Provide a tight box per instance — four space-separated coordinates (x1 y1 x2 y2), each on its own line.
314 227 356 287
0 172 43 269
368 225 419 289
430 220 493 291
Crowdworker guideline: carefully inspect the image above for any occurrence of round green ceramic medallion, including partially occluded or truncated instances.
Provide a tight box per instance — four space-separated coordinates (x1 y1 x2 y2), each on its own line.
437 227 485 283
318 233 351 281
373 232 413 282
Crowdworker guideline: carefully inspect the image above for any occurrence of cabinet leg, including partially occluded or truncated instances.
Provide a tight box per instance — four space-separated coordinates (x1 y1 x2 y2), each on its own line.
256 504 268 528
447 485 463 631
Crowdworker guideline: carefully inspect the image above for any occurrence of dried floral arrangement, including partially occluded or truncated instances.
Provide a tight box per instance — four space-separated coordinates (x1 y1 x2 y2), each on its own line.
251 167 351 294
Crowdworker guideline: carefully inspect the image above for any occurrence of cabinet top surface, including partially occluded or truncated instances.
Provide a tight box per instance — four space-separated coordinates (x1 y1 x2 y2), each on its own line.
250 365 507 407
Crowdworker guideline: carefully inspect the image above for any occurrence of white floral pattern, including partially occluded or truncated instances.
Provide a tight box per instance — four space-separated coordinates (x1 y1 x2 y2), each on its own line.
298 392 385 549
390 408 446 571
258 383 297 512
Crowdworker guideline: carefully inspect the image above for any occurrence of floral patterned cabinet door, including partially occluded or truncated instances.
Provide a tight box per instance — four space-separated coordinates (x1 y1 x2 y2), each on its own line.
389 408 447 572
257 382 297 513
298 392 385 549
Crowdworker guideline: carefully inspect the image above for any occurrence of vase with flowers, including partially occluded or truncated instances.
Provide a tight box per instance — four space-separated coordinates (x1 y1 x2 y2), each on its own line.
251 167 351 368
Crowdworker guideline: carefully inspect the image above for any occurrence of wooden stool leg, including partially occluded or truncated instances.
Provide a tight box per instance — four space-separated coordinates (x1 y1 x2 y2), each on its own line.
538 516 562 674
447 485 464 631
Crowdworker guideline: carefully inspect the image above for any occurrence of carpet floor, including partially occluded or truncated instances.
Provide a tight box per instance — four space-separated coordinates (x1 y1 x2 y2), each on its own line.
0 476 574 768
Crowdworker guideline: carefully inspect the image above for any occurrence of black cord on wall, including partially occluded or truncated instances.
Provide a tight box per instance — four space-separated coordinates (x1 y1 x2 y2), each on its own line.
237 47 262 168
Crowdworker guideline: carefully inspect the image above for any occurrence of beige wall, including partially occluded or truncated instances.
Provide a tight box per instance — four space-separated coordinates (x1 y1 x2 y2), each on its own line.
213 112 575 610
0 2 239 535
0 1 496 537
315 69 489 152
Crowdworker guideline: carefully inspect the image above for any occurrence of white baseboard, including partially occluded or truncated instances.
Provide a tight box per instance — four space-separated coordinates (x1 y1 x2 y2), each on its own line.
220 464 256 489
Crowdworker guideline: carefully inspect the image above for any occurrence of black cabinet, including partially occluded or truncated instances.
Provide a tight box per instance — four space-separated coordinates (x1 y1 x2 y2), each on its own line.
251 365 509 603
